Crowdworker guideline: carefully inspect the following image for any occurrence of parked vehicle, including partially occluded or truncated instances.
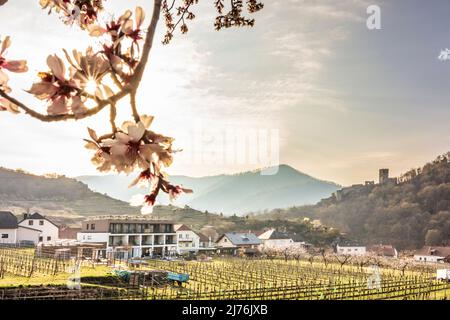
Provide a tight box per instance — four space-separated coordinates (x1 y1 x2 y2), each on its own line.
167 271 189 286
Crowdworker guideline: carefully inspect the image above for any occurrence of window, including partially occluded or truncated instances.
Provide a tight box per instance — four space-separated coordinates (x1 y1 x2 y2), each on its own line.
47 236 51 241
28 220 33 226
86 224 90 230
1 234 8 239
39 236 43 242
90 224 95 230
39 220 44 226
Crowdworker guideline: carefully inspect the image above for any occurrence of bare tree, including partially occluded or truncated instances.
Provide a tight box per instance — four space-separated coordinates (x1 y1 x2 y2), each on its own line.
335 253 352 269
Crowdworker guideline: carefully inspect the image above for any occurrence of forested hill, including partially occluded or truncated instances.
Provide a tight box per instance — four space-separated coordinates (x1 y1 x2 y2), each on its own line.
0 167 137 218
256 152 450 250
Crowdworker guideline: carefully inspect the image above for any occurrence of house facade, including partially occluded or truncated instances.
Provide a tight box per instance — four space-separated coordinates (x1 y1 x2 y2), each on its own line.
198 232 214 250
368 244 398 258
77 216 178 259
258 229 294 249
18 213 59 243
216 232 262 255
175 224 200 254
336 244 367 256
414 246 450 263
0 211 41 244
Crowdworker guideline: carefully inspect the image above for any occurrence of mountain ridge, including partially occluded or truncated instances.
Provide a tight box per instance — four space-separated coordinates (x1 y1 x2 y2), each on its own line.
76 164 341 215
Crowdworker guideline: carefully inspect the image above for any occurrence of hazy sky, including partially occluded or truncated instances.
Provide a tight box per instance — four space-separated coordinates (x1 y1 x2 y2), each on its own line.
0 0 449 186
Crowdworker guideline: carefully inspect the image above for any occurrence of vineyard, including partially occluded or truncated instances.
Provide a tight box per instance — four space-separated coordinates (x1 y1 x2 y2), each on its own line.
141 259 450 300
0 246 449 300
0 246 71 277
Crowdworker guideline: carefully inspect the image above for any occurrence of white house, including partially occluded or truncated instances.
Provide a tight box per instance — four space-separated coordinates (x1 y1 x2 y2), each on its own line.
216 233 262 255
175 224 200 254
175 224 215 254
77 216 178 259
0 211 41 245
414 246 450 263
18 213 59 243
336 244 367 256
258 229 295 249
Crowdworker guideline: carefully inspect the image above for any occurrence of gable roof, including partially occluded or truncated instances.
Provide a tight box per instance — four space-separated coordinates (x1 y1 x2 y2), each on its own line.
219 233 262 246
268 231 292 240
0 211 18 229
27 212 45 220
368 245 397 257
195 232 210 242
415 246 450 258
175 224 193 232
18 212 59 227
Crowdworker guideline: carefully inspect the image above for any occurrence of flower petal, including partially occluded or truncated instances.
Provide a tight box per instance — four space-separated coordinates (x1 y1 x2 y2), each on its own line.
110 142 128 156
0 69 9 86
47 54 66 81
1 36 11 55
4 60 28 73
88 24 107 37
47 96 68 115
0 98 19 114
135 7 145 28
70 95 87 115
128 122 145 142
27 82 59 100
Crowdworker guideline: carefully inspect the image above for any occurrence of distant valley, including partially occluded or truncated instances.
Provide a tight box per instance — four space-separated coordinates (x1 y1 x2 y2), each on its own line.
77 164 341 215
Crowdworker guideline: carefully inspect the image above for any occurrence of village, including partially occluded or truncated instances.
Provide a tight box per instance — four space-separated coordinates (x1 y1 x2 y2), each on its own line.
1 210 450 299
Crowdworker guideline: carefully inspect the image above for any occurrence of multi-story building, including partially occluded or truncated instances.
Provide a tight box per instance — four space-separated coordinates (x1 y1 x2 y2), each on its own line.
77 216 177 259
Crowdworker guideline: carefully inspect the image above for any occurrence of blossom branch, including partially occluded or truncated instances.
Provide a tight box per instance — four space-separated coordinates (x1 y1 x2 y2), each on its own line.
130 0 162 90
130 90 140 123
0 86 129 122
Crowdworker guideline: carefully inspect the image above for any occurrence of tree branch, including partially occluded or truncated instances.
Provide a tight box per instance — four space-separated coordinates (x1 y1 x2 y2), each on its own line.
130 90 140 123
110 103 117 133
130 0 162 90
0 87 130 122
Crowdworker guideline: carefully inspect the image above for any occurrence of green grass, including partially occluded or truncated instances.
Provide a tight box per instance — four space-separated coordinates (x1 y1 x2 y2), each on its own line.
0 265 112 288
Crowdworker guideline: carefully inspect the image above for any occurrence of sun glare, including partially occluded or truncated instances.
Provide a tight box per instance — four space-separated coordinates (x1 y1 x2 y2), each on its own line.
85 79 98 96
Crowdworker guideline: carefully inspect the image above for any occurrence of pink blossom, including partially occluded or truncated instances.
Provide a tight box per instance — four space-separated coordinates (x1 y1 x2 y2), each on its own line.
0 36 28 91
0 98 19 113
28 54 82 115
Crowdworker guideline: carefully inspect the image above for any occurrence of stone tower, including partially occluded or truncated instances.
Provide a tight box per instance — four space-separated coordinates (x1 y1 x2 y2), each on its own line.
379 168 389 184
